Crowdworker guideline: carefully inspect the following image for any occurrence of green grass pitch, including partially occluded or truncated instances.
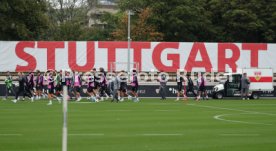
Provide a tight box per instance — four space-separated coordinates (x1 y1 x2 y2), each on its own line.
0 98 276 151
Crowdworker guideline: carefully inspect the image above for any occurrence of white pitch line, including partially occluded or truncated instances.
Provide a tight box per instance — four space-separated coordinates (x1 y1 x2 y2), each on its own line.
140 134 183 136
242 104 276 106
155 110 171 112
69 133 183 136
189 104 275 125
105 110 132 112
69 133 104 136
0 134 22 136
220 133 260 136
214 113 273 126
143 103 180 105
188 104 276 116
71 102 92 104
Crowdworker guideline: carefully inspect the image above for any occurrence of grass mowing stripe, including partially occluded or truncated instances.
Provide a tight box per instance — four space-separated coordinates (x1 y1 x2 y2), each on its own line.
0 134 23 136
219 134 260 137
140 133 183 136
105 110 132 112
69 133 104 136
68 133 184 136
188 104 276 116
1 99 276 151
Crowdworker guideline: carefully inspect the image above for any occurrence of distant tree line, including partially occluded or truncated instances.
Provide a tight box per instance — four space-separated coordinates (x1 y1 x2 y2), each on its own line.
0 0 275 42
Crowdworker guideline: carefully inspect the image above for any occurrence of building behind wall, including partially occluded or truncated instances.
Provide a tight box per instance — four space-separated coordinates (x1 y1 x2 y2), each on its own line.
87 0 119 28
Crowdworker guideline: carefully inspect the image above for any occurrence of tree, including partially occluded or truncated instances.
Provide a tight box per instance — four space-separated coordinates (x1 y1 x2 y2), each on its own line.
0 0 49 40
111 8 163 41
207 0 276 42
118 0 215 42
46 0 89 23
118 0 150 13
117 0 276 42
1 0 274 42
44 0 90 40
132 8 164 41
148 0 215 42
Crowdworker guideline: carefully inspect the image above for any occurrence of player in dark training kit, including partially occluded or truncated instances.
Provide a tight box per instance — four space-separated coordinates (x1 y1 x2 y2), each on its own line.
186 74 197 99
27 72 35 102
176 73 187 101
86 71 98 102
158 73 167 100
99 67 109 101
196 73 208 101
119 70 130 101
12 72 33 103
65 71 73 100
35 70 44 100
92 68 100 99
55 70 63 100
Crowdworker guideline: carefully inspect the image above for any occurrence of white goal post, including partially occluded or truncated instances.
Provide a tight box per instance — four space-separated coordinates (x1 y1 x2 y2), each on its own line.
109 62 139 73
62 85 68 151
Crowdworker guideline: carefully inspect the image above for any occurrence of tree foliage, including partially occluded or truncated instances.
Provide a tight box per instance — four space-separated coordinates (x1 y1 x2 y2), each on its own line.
206 0 276 42
0 0 49 40
111 8 163 41
0 0 275 42
118 0 276 42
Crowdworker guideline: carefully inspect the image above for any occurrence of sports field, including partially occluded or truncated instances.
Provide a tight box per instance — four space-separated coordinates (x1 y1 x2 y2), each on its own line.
0 99 276 151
